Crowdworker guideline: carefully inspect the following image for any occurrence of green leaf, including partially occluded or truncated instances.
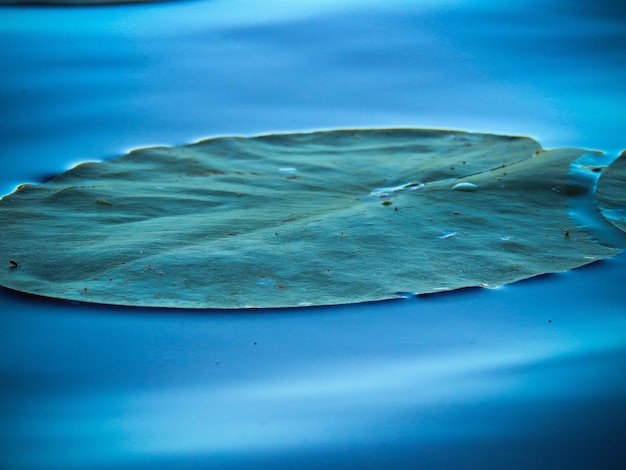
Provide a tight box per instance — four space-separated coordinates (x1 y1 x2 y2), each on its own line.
0 129 618 308
597 150 626 234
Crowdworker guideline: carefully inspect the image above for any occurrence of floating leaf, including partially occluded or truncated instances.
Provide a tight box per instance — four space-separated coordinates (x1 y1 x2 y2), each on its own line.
0 129 618 308
597 150 626 234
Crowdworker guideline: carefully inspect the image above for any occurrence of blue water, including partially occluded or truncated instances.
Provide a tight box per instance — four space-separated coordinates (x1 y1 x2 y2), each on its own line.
1 1 626 468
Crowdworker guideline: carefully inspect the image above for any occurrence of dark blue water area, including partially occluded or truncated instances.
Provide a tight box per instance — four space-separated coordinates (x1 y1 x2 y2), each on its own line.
1 1 626 468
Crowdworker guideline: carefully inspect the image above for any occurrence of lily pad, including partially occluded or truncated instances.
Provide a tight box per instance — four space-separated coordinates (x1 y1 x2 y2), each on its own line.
597 150 626 234
0 129 618 308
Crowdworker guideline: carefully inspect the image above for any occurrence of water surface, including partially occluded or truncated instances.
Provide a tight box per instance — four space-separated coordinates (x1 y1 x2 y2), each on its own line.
1 1 625 468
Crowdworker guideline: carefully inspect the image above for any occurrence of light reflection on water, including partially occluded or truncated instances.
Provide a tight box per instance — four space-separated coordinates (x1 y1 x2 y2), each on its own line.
1 0 625 468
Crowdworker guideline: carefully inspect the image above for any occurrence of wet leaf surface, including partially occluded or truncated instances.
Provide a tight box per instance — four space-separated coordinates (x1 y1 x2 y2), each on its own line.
0 129 618 308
